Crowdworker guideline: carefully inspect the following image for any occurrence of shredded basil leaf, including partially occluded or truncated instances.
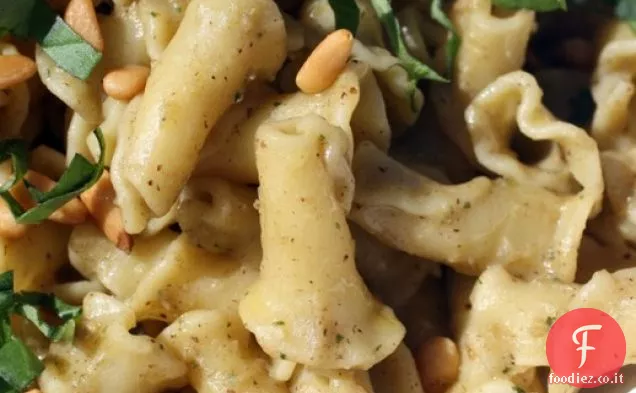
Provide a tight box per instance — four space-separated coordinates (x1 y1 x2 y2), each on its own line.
430 0 461 78
491 0 567 10
328 0 360 34
0 141 28 218
0 128 105 225
0 271 81 391
616 0 636 31
369 0 448 82
0 0 102 80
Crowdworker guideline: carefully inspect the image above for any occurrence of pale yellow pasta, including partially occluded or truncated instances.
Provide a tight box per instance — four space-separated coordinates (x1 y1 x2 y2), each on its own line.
35 46 103 125
86 97 129 165
121 0 287 216
109 94 151 234
290 367 375 393
69 223 260 322
430 0 534 161
0 221 71 291
176 177 260 255
239 115 404 370
39 293 188 393
98 0 151 70
195 66 362 184
158 310 289 393
138 0 190 62
351 72 603 282
589 33 636 244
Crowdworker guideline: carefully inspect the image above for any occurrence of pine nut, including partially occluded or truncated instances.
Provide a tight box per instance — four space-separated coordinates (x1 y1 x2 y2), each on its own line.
103 65 151 101
416 336 460 393
296 29 353 94
64 0 104 52
80 171 133 252
0 55 37 90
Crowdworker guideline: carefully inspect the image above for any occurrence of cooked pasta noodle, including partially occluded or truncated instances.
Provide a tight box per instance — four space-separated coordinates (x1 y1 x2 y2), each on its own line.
1 1 636 392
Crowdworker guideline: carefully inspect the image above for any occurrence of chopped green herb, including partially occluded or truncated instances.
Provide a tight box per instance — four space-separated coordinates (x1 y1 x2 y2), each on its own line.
491 0 567 11
328 0 360 34
0 271 81 391
369 0 448 83
0 0 103 80
280 353 287 360
336 333 345 343
150 11 159 17
546 316 556 327
616 0 636 31
273 320 285 326
430 0 461 78
0 128 105 225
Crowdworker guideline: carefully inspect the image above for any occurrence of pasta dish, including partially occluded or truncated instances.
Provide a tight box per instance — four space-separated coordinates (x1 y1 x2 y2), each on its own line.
0 0 634 392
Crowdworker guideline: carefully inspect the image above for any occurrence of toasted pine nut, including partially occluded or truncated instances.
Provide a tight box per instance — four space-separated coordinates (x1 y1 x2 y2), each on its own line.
296 29 353 94
25 390 41 393
103 65 151 101
80 171 133 252
64 0 104 52
416 336 460 393
11 171 89 225
0 201 29 239
0 55 37 90
29 145 67 180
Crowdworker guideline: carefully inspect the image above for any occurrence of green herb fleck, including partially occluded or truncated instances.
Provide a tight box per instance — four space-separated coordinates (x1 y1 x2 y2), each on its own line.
273 320 285 326
280 353 287 360
150 11 158 17
546 316 556 327
336 333 345 343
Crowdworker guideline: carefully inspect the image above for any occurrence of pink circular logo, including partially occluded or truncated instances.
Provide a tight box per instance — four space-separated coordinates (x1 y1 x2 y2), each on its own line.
546 308 626 388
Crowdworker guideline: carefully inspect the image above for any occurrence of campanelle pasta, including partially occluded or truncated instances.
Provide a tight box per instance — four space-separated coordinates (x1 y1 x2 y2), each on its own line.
1 0 635 392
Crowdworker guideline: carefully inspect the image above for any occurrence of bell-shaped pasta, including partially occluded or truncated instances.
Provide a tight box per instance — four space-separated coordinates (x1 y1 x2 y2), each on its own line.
158 310 288 393
450 265 636 393
466 71 600 196
589 34 636 244
138 0 189 62
0 221 71 291
122 0 287 216
194 65 378 185
430 0 534 161
69 223 260 322
239 115 404 370
352 72 603 282
177 177 260 255
290 367 375 393
369 343 424 393
39 293 188 393
98 0 151 70
448 266 577 393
